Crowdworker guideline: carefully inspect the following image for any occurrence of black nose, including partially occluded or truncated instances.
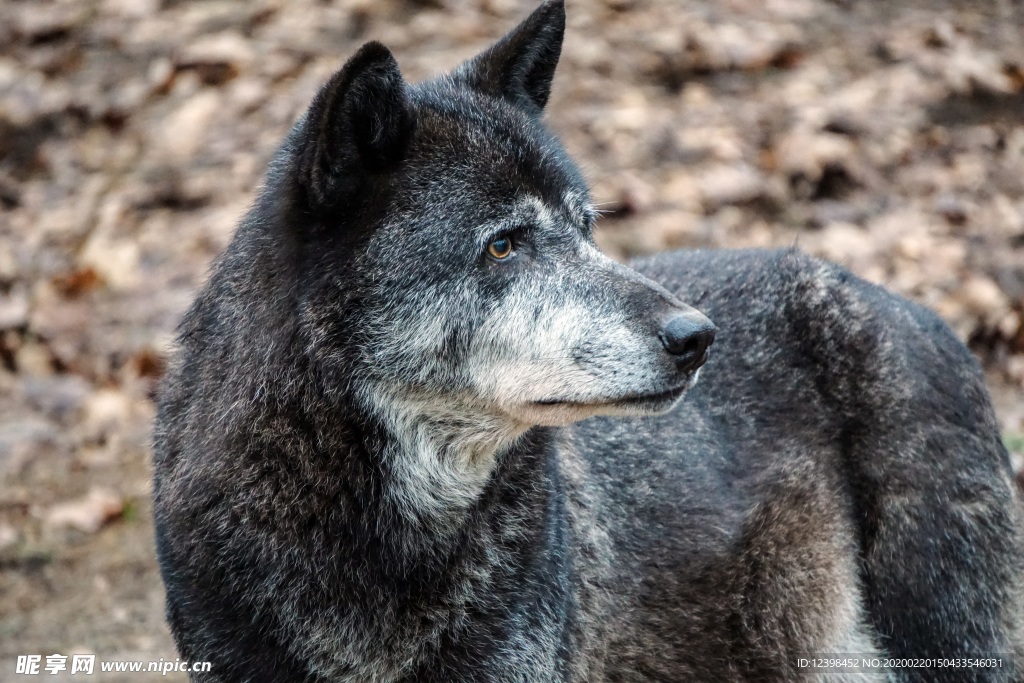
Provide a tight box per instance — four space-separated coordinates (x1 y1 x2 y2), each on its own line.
660 315 716 372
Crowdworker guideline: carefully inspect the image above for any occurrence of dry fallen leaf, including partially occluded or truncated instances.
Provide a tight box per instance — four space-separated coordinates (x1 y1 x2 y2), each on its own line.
43 488 124 534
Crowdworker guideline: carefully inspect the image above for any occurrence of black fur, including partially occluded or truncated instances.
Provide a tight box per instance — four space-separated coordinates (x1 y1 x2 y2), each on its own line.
454 0 565 112
299 41 414 213
154 2 1024 681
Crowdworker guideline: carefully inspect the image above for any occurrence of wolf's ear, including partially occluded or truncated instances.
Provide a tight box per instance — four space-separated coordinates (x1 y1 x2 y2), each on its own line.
455 0 565 113
298 42 413 211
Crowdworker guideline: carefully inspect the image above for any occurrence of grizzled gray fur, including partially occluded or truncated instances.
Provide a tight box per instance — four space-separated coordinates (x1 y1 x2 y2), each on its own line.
153 2 1024 681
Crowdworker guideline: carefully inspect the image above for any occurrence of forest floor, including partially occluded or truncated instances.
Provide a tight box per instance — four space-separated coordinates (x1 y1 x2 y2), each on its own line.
1 0 1023 680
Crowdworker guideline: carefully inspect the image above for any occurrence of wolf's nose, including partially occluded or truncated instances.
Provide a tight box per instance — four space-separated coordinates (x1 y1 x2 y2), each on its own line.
660 315 716 372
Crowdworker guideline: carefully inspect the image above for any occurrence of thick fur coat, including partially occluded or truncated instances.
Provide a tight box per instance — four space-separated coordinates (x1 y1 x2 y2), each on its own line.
153 2 1024 681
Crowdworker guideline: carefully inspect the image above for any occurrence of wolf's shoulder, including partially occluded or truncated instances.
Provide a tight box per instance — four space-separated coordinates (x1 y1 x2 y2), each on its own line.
632 246 963 355
632 246 896 313
633 246 989 420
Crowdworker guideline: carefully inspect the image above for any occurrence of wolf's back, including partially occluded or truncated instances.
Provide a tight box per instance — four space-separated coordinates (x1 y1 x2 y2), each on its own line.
570 247 1024 681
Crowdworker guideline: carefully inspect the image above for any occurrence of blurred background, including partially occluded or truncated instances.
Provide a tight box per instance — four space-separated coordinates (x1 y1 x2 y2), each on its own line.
1 0 1023 679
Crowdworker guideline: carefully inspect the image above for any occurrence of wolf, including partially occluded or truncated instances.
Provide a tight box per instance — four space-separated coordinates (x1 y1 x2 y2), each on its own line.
153 2 1024 681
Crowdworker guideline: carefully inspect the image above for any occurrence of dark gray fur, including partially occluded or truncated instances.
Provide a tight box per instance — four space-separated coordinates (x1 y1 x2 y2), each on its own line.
153 2 1024 681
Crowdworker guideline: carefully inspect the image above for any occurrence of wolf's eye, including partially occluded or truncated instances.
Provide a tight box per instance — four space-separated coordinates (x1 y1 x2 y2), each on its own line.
486 237 514 260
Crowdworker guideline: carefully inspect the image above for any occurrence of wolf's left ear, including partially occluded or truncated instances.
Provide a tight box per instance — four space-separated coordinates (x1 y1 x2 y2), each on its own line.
298 42 413 212
454 0 565 113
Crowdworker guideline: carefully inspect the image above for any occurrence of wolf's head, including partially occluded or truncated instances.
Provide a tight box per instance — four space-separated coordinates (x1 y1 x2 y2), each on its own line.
283 0 714 437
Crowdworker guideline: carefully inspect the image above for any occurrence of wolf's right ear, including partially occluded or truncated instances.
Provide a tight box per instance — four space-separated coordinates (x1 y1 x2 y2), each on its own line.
297 42 413 212
454 0 565 114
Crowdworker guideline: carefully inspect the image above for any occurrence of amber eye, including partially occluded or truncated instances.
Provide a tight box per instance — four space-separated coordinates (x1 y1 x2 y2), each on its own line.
486 237 514 260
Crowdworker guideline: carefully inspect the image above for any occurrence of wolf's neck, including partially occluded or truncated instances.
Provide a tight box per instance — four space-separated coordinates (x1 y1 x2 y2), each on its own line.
359 383 532 525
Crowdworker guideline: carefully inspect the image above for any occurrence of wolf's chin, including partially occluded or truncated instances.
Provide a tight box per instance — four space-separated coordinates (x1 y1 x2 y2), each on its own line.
512 368 703 425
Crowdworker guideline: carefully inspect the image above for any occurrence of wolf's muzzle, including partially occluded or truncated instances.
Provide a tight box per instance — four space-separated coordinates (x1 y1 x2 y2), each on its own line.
660 314 716 373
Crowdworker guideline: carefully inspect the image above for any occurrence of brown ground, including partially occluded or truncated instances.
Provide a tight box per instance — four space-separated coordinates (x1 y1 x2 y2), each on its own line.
2 0 1024 680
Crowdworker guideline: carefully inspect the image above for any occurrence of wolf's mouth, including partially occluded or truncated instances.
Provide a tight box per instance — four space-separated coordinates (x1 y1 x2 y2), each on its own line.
533 379 692 409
